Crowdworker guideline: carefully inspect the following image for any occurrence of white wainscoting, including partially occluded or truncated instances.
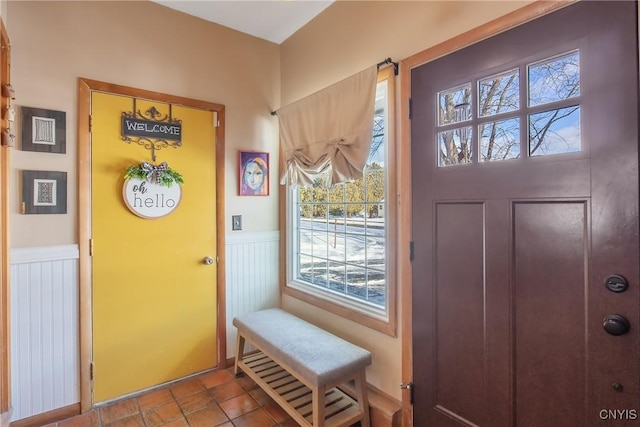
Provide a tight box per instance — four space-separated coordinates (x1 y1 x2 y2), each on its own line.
225 231 280 358
10 245 80 422
7 233 279 420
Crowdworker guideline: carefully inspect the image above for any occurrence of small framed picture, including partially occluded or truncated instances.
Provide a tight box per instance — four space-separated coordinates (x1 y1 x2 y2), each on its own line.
239 151 269 196
21 170 67 214
20 106 66 153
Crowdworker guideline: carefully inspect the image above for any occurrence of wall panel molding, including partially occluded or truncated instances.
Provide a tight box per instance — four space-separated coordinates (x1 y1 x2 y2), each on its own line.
11 245 79 264
225 231 280 245
9 245 79 422
225 231 280 358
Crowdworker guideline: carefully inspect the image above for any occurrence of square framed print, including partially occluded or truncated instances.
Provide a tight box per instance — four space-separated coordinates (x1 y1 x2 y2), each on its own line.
22 170 67 214
239 151 269 196
21 106 66 153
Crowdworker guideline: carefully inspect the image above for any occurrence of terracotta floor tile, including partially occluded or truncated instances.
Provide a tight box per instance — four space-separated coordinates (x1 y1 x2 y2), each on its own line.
156 418 189 427
58 410 100 427
170 377 206 398
262 400 290 423
142 400 183 427
277 418 302 427
100 398 139 425
176 390 213 415
50 369 280 427
199 369 233 389
185 405 229 427
137 387 174 412
248 388 271 406
231 408 278 427
218 393 260 420
278 418 300 427
104 413 145 427
234 374 259 391
209 380 246 403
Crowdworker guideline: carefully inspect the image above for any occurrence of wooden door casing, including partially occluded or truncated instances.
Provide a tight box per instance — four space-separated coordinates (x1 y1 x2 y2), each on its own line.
77 79 227 410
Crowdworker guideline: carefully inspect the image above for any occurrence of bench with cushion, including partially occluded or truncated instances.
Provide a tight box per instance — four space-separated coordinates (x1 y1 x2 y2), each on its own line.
233 308 372 427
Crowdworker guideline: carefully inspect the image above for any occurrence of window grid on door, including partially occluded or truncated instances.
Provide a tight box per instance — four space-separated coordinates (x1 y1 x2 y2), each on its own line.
436 49 581 167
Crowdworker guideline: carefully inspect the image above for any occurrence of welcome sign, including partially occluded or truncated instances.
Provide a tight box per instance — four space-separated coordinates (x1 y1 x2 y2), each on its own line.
122 116 182 141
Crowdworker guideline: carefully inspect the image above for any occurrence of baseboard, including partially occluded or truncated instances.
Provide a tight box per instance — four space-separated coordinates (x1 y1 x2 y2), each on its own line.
1 410 12 427
10 404 79 427
225 356 235 368
340 381 402 427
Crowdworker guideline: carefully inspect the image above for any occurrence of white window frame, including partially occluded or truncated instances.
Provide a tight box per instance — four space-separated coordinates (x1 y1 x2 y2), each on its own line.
282 67 397 336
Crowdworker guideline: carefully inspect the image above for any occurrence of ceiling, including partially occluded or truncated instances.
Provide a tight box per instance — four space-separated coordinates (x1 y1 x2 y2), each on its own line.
152 0 335 44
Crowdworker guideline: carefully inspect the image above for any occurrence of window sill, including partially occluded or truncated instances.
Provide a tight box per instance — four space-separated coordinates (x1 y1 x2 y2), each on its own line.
282 281 397 337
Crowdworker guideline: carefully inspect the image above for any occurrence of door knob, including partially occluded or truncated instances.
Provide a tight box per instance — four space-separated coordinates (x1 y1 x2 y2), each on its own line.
603 314 630 336
203 256 214 265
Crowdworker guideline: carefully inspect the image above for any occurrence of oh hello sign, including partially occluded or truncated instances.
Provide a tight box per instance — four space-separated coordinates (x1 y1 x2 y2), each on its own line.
123 178 181 219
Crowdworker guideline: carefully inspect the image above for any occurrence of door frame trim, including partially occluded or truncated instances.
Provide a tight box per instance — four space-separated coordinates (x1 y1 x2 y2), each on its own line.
77 78 227 412
398 1 575 425
0 17 10 417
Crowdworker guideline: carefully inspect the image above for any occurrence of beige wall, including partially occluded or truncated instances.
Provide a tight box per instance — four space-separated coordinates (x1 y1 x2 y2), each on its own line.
8 0 280 248
7 0 538 405
280 0 533 400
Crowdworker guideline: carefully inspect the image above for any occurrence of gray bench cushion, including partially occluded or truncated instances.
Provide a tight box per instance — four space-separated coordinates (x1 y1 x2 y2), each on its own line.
234 308 371 387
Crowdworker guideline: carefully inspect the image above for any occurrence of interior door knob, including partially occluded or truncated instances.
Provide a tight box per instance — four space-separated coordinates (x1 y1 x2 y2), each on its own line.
203 256 214 265
603 314 630 336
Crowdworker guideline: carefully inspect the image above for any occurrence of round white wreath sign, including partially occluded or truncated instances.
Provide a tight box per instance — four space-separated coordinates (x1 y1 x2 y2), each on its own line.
123 177 181 219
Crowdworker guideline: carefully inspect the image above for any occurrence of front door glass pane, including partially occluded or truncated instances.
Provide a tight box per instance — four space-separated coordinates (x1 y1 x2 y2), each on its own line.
480 118 521 161
438 127 473 166
438 83 472 126
529 106 581 156
528 51 580 107
479 69 520 117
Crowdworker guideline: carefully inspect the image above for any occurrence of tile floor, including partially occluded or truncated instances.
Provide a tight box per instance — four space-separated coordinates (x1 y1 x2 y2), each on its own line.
43 367 301 427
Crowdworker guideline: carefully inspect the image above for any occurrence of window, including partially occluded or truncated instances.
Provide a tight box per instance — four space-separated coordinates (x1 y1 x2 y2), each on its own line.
437 50 581 166
284 68 396 334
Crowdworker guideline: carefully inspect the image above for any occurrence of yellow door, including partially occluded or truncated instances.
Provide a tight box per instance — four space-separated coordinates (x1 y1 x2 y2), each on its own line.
90 92 217 403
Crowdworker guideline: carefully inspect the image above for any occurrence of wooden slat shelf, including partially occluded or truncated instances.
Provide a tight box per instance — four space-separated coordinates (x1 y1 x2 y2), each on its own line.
238 351 363 427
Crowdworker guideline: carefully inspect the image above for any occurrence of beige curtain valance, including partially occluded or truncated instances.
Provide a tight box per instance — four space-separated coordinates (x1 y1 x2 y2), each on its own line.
276 65 378 187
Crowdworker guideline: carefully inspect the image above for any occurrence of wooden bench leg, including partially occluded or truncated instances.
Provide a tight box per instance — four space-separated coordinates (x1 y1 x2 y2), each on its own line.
354 370 370 427
234 333 246 377
312 385 326 427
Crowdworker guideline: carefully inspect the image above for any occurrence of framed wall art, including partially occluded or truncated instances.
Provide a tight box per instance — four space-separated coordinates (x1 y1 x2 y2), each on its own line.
20 106 66 153
21 170 67 214
239 150 269 196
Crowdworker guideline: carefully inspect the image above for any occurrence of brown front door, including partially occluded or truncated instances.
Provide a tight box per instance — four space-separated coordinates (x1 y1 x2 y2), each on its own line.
411 2 639 426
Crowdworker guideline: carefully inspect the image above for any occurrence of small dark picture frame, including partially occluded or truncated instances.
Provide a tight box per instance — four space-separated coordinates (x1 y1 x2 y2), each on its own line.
21 106 66 153
239 151 269 196
22 170 67 214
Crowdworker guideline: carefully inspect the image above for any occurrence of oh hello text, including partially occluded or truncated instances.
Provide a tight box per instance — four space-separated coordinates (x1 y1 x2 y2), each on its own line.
130 181 177 209
124 178 181 219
